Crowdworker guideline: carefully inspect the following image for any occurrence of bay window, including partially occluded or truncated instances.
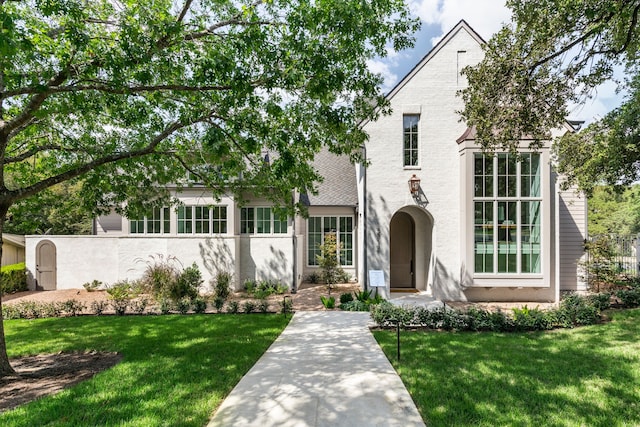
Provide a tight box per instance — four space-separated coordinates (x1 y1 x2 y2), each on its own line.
474 153 541 274
307 216 354 266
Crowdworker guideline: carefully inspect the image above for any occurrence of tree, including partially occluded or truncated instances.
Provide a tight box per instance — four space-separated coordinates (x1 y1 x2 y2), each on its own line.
0 0 419 376
460 0 639 188
4 181 93 235
588 185 640 235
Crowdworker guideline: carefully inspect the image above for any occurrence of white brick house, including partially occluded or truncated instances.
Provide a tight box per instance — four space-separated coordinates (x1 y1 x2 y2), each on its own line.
25 20 586 302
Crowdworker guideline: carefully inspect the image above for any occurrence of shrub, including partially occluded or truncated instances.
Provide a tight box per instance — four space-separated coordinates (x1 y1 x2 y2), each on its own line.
0 263 27 295
60 299 86 316
140 254 180 299
41 302 62 318
340 300 369 311
339 293 354 304
512 306 555 331
243 279 257 294
556 294 601 327
258 300 270 313
172 263 203 302
159 298 173 314
192 296 207 314
307 272 320 284
371 302 416 327
213 272 232 301
82 280 103 292
242 301 256 314
106 280 133 316
616 288 640 307
316 233 340 291
213 297 225 313
90 300 108 315
131 298 149 315
587 292 612 311
320 295 335 309
337 269 351 283
227 300 239 314
176 297 191 314
353 289 372 302
2 304 21 320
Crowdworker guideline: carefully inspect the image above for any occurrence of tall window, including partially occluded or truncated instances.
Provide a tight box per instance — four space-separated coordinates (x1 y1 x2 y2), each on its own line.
403 115 419 167
307 216 354 266
473 153 541 274
241 207 288 234
177 206 227 234
130 208 170 234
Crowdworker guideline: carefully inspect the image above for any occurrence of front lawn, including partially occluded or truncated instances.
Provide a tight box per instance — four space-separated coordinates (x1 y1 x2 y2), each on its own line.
1 314 289 426
373 309 640 427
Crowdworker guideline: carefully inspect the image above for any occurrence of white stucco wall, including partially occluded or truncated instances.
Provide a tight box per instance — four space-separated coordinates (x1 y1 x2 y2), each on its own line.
25 233 296 292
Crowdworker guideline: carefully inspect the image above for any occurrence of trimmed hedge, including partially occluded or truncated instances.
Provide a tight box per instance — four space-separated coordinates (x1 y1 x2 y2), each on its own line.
371 293 612 332
1 262 27 295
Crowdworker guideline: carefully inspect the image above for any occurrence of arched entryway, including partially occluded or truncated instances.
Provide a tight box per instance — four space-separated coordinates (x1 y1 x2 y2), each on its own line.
389 207 434 292
36 240 57 290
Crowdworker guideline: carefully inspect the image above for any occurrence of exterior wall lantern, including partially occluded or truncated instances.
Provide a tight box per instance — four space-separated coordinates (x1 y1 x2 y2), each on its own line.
408 174 421 196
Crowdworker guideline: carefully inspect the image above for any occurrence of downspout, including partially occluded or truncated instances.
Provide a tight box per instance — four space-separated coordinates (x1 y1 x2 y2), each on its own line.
362 144 368 292
291 190 297 293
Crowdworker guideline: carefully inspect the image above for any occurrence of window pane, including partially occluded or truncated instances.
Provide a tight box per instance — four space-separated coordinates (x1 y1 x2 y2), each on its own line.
177 206 192 234
212 206 227 234
307 217 322 266
241 207 254 234
256 207 271 234
403 115 419 166
273 211 288 234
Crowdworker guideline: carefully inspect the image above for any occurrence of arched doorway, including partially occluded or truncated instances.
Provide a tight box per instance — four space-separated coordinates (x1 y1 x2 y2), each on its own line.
390 212 415 288
389 207 434 292
36 240 57 290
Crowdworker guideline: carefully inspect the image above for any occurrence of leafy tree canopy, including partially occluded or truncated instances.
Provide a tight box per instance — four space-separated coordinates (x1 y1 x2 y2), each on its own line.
460 0 639 194
0 0 419 376
588 184 640 235
0 0 418 218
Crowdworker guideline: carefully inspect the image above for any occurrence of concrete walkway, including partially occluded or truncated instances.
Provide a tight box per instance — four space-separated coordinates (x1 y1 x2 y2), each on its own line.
207 311 425 427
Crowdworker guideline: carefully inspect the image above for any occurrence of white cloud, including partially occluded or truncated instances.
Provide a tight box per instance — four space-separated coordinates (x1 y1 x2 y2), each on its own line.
408 0 511 44
366 58 399 93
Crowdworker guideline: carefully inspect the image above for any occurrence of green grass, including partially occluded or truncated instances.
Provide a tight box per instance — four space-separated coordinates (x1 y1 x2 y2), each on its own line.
373 309 640 427
1 314 289 426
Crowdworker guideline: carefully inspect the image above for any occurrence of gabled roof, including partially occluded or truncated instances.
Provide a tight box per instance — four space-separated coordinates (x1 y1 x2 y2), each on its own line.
386 19 485 102
360 20 485 128
302 148 357 207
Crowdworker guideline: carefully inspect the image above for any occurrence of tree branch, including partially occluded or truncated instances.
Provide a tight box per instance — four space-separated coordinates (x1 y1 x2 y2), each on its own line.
8 111 215 203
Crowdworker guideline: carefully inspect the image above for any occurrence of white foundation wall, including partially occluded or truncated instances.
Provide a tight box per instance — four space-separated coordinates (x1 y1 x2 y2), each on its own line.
26 235 295 291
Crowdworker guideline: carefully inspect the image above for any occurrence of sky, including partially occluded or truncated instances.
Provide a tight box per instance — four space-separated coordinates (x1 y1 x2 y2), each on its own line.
370 0 625 125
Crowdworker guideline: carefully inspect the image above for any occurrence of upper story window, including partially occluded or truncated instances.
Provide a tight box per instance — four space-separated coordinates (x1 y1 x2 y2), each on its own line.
403 114 419 167
129 207 170 234
240 207 288 235
473 153 541 274
177 205 227 234
307 216 354 267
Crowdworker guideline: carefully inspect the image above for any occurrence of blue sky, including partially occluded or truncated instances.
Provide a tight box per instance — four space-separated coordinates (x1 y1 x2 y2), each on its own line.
370 0 625 125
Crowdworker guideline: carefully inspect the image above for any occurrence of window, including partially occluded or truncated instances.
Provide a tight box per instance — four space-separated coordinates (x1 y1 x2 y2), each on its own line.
307 216 354 266
473 153 541 274
241 207 288 234
130 208 170 234
177 205 227 234
403 115 419 167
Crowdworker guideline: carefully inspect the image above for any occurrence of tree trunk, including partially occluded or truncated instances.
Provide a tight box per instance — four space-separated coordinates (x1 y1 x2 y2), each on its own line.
0 206 16 377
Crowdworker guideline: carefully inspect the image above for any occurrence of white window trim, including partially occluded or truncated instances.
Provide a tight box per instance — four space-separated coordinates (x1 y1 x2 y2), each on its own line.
240 207 289 235
472 153 543 276
307 215 354 267
129 207 170 235
177 205 228 235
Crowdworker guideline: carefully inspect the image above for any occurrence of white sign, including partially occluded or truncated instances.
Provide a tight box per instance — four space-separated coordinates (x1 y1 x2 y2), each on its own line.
369 270 386 287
